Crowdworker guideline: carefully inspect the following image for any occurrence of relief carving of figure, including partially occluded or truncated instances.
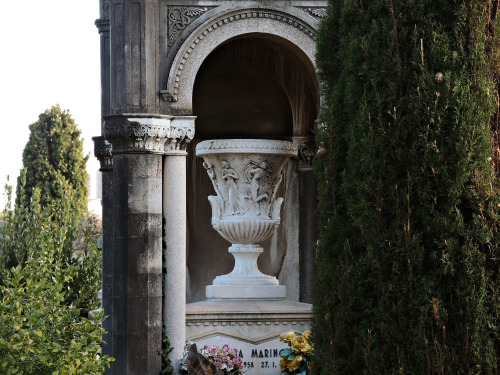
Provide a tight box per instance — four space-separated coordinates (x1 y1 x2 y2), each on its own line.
203 161 225 201
221 160 245 216
244 160 274 215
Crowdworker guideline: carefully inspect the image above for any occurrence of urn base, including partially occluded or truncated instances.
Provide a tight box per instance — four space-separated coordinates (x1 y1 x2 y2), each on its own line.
206 284 287 300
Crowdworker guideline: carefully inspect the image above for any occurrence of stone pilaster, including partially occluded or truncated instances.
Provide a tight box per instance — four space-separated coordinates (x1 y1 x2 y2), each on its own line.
293 136 317 303
162 117 195 374
109 0 159 114
95 0 110 132
104 115 169 374
92 136 113 373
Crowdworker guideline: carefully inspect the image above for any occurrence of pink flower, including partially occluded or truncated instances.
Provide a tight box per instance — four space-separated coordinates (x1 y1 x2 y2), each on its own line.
222 344 230 353
234 357 243 368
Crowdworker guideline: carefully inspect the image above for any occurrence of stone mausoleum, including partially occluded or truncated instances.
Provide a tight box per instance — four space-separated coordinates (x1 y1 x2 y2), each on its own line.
92 1 326 374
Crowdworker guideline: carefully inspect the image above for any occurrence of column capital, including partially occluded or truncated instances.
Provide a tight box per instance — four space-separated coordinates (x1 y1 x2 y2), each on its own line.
93 136 113 172
104 114 172 154
95 18 110 33
292 136 315 172
103 114 195 155
165 117 196 155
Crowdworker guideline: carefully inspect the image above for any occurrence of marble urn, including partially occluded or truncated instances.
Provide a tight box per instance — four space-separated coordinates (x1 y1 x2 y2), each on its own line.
196 139 298 299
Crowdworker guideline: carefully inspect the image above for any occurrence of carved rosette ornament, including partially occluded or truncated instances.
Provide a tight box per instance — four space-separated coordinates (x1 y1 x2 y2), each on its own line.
92 136 113 171
196 139 297 300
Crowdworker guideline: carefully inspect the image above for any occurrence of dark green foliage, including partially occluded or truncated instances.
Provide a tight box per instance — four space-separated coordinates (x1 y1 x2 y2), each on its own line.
313 1 500 373
160 326 174 375
0 185 112 373
16 105 88 216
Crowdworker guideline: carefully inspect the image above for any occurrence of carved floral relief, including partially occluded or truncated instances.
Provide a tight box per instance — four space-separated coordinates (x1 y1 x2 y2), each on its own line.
168 7 210 45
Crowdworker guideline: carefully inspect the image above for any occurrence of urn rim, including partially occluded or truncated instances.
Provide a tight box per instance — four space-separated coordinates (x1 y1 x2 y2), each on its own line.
195 139 298 156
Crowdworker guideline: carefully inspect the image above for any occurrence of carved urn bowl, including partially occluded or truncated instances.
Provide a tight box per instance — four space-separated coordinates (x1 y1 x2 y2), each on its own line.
196 139 297 299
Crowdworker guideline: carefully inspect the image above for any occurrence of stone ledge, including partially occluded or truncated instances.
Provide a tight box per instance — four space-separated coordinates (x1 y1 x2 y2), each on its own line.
186 299 313 344
206 285 287 300
186 299 312 322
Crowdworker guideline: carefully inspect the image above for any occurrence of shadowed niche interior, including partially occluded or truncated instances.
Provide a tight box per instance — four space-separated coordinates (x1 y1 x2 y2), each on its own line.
187 36 315 303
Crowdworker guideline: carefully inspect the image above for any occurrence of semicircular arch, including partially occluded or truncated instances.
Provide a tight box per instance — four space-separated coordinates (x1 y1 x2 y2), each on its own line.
163 6 319 115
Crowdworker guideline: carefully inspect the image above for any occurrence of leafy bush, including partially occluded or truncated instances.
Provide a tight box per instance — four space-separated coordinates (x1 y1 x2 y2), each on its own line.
1 173 101 316
0 182 112 373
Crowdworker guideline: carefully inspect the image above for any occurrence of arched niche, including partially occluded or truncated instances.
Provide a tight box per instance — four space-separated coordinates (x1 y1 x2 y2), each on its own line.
185 35 318 303
163 6 320 118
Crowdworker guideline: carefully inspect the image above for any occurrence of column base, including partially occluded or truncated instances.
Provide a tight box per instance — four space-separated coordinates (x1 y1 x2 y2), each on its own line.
206 284 286 300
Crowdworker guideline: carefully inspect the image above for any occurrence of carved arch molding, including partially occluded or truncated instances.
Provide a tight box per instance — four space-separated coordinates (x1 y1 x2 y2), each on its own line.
160 4 325 114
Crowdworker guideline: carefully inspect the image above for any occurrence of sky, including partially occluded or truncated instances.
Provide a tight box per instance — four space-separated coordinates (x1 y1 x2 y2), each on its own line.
0 1 101 208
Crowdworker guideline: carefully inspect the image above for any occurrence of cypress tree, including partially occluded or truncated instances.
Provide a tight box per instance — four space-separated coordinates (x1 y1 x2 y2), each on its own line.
314 1 500 373
16 105 89 216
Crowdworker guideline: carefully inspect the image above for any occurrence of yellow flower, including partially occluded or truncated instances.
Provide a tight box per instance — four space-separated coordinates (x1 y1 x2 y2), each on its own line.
280 331 295 342
287 358 301 372
280 358 288 372
302 330 311 340
292 336 313 354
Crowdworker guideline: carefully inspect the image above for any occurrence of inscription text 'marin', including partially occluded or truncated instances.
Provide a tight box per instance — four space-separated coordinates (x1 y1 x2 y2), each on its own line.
251 349 283 358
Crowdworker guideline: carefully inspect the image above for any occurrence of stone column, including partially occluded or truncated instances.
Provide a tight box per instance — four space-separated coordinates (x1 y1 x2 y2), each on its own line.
104 115 170 374
92 137 114 372
293 137 317 304
95 2 113 371
163 117 195 373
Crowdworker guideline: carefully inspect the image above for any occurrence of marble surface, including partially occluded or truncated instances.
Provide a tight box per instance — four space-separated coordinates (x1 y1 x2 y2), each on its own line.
185 299 313 375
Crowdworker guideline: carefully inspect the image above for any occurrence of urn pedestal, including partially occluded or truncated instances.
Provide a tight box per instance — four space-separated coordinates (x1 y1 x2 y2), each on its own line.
196 139 297 300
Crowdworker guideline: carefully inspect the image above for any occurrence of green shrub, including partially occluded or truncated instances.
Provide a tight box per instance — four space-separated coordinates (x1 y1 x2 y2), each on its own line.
1 173 101 317
0 183 112 373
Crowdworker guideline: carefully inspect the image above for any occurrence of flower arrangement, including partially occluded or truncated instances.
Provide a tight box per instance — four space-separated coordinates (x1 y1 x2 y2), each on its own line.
199 344 244 373
279 330 314 374
180 342 243 374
